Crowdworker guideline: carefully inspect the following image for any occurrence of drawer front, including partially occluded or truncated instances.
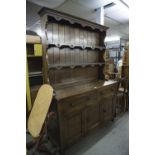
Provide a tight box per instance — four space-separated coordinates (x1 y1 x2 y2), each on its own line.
86 93 99 106
99 84 116 97
62 97 86 114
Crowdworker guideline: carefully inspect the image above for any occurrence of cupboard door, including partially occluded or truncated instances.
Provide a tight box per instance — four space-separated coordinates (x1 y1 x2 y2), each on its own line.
100 95 113 122
85 94 100 132
64 111 84 146
86 102 100 132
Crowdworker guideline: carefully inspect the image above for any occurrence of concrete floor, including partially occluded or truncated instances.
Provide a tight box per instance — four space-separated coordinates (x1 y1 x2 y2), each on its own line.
66 112 129 155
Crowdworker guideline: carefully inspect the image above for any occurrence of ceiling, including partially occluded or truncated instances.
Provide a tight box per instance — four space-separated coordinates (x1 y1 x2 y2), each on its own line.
26 0 129 40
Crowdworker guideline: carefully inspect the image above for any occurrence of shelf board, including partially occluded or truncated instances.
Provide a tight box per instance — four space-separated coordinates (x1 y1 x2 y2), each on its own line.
48 43 105 51
26 35 41 44
29 71 43 77
109 57 119 58
27 55 42 58
48 62 105 70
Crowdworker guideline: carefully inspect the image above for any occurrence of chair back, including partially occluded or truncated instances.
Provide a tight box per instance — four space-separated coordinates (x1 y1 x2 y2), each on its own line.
117 77 129 93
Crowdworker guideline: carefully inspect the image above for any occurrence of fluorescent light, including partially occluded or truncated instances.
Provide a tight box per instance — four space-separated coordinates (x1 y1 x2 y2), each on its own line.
105 36 120 42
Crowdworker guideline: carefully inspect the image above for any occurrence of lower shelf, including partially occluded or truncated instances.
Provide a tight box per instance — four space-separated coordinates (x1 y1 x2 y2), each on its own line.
29 71 43 77
29 72 43 87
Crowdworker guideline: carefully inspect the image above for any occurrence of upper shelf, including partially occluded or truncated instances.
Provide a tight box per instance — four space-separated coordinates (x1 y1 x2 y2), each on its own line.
48 62 105 70
38 8 109 32
48 43 106 51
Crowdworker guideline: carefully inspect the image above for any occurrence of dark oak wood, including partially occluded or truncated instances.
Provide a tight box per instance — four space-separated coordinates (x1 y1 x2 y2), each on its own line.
38 8 118 153
38 8 108 32
56 80 117 150
39 8 107 87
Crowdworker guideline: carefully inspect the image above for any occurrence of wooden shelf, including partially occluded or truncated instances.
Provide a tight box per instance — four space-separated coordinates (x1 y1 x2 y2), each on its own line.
109 56 119 58
39 8 108 32
48 62 105 70
37 8 110 151
26 35 41 44
27 55 42 58
29 71 43 77
48 43 105 51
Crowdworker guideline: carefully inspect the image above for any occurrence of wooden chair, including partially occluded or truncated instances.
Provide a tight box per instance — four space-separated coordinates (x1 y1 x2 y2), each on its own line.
26 84 59 155
116 77 129 115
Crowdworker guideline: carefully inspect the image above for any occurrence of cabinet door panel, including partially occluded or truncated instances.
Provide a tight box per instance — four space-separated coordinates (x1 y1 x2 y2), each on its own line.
86 103 100 131
99 95 113 123
64 111 84 146
103 96 113 122
86 94 100 132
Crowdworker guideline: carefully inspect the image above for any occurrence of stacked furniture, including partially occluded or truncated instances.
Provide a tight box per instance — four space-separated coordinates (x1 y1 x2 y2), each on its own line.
38 8 118 153
122 46 129 79
116 47 129 114
122 47 129 111
26 35 44 105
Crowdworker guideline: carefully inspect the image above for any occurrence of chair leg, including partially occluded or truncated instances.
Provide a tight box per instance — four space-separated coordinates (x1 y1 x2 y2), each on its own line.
116 96 118 116
123 95 126 112
126 94 129 111
120 95 123 113
124 94 128 112
121 95 124 112
113 96 117 117
116 94 126 115
116 95 120 116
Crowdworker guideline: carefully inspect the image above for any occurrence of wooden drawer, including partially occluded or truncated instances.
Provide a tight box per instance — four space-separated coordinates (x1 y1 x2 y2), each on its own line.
62 97 86 114
99 85 116 97
86 93 99 106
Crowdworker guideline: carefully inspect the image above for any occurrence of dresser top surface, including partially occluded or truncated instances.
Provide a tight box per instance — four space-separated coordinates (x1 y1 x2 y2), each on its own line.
54 80 117 100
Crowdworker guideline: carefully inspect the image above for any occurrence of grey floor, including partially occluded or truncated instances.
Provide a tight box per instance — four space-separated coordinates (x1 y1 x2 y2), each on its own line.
66 112 129 155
